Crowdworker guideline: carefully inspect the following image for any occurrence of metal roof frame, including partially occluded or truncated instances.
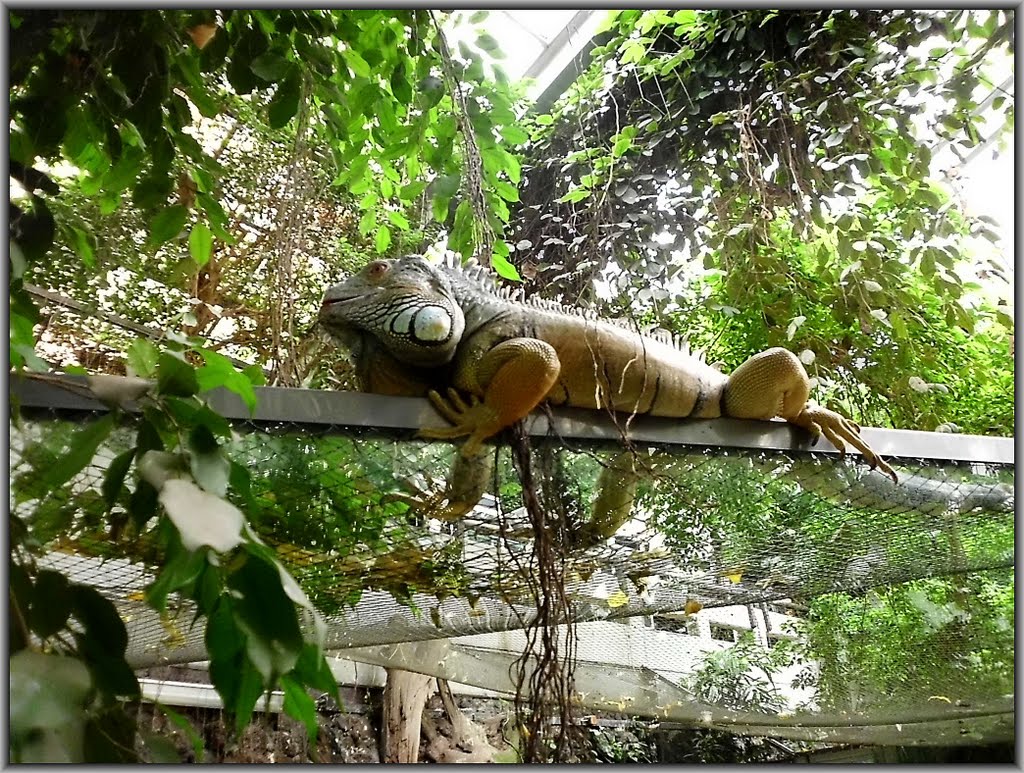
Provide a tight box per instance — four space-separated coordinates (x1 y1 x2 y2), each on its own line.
12 374 1014 465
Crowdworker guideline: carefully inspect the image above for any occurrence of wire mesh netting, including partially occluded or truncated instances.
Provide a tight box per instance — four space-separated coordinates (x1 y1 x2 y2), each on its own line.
10 389 1014 748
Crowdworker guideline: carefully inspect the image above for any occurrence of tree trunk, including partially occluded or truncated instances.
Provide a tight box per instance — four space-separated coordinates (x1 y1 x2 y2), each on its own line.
421 679 503 763
380 668 434 763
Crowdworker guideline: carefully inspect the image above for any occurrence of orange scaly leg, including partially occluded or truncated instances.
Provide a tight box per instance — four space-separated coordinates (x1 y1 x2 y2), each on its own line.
724 348 897 483
421 338 561 456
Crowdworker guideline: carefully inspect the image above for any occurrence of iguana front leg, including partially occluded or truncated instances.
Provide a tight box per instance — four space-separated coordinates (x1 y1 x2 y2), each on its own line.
389 448 493 521
421 338 561 456
724 347 898 483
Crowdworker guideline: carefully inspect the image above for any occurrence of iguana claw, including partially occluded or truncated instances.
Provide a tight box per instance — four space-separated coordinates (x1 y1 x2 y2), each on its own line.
386 486 475 522
421 388 501 456
793 405 898 484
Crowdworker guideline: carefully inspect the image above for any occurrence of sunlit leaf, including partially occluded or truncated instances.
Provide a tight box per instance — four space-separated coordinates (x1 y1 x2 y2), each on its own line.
189 222 214 266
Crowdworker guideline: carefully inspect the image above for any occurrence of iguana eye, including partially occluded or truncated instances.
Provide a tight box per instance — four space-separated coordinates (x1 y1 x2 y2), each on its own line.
366 261 390 281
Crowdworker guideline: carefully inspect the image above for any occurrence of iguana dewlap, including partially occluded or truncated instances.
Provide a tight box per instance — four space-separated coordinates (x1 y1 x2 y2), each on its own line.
319 255 897 482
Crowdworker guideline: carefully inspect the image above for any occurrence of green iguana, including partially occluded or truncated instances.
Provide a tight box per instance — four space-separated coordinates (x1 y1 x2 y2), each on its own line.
318 254 897 483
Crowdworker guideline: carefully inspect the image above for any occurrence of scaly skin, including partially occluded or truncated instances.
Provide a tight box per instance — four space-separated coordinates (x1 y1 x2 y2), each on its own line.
319 255 897 483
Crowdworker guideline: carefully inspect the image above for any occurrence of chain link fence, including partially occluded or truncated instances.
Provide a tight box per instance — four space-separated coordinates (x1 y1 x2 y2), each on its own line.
10 377 1014 747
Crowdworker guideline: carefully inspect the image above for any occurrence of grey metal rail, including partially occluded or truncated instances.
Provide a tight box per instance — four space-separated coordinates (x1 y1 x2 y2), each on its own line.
10 374 1014 465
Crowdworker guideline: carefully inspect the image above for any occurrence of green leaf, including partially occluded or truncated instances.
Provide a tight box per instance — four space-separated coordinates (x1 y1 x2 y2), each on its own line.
188 223 214 266
127 338 159 378
133 172 174 210
205 600 243 662
10 651 92 761
70 227 96 267
494 179 519 202
449 200 475 257
10 284 45 371
293 643 340 703
146 545 209 613
40 414 115 491
199 23 229 72
242 363 266 386
77 648 141 702
281 675 318 742
250 52 293 82
375 225 391 253
193 349 237 391
155 704 205 762
227 551 305 682
491 252 521 281
27 570 72 639
476 33 501 53
389 61 412 104
342 48 371 78
149 205 189 246
469 10 489 23
197 349 258 414
432 194 450 223
102 449 135 509
156 352 199 397
140 731 181 763
268 71 302 129
128 479 159 531
499 125 530 145
358 210 376 236
434 173 462 198
70 584 129 656
232 660 267 734
387 210 410 230
500 150 521 184
558 188 590 204
399 180 428 201
188 425 230 497
417 76 445 109
102 147 145 193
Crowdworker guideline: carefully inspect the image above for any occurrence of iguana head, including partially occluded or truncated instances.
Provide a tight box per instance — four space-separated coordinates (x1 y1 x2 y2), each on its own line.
319 255 465 367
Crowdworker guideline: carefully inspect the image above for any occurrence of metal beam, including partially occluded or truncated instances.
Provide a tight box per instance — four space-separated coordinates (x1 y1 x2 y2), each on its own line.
11 374 1014 465
522 10 595 81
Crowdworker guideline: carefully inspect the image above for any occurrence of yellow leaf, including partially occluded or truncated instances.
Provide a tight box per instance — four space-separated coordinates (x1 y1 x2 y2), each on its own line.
726 572 743 584
188 23 218 50
607 590 629 608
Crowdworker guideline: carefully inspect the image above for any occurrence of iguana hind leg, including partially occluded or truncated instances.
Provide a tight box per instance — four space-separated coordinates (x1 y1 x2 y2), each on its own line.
573 451 642 550
421 338 561 456
724 347 897 483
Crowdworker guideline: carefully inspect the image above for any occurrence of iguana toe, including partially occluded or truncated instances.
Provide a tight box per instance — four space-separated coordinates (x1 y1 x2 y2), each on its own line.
794 405 898 484
424 387 502 449
386 488 475 522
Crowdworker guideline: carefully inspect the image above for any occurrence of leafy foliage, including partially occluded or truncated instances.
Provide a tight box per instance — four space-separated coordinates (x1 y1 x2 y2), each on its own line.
8 8 1015 759
805 571 1014 711
11 9 526 381
11 339 342 761
8 11 529 754
510 9 1013 434
686 631 795 712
